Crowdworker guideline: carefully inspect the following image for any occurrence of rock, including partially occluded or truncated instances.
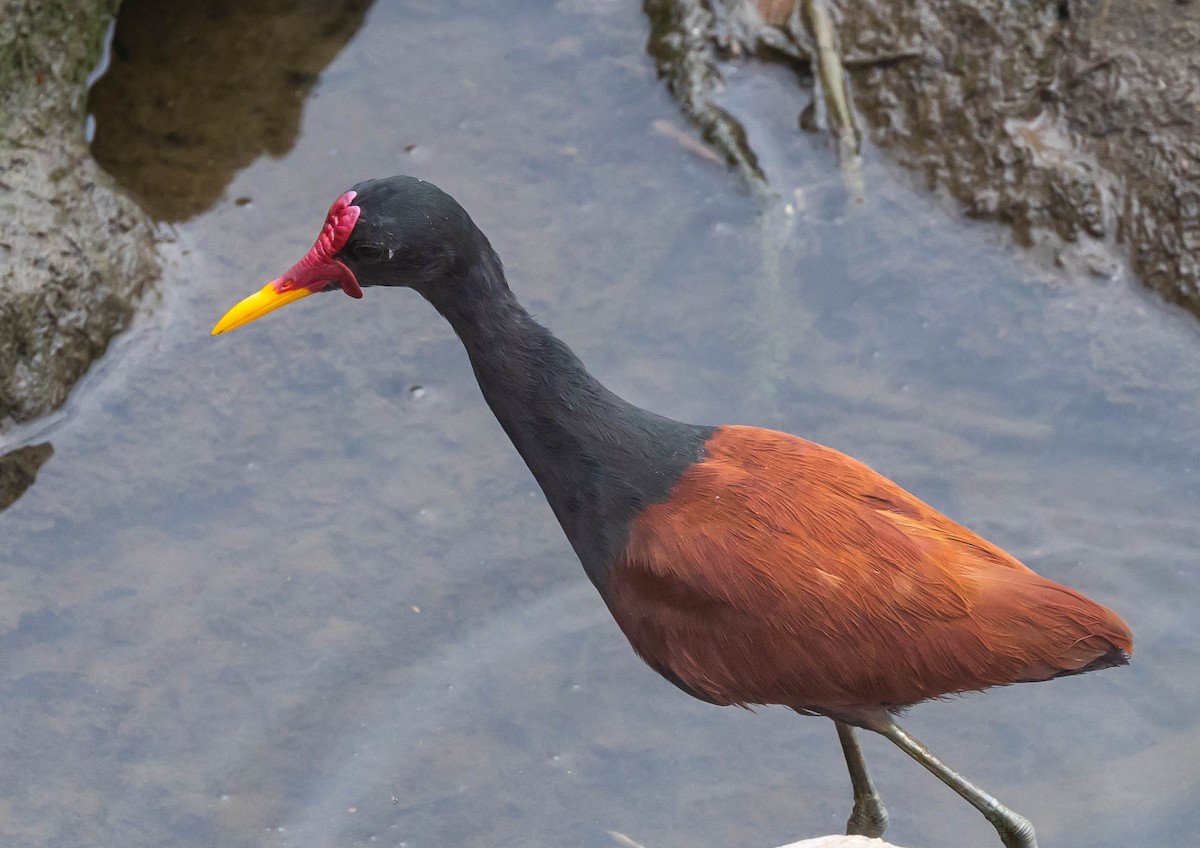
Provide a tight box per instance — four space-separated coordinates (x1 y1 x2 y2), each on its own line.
609 830 906 848
779 838 904 848
0 0 159 428
0 442 53 511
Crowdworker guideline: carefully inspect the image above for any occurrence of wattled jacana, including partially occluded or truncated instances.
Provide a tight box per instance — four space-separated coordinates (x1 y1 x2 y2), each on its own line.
213 176 1132 848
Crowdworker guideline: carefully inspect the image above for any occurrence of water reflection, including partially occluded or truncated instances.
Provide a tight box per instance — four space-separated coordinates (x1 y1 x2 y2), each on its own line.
89 0 373 220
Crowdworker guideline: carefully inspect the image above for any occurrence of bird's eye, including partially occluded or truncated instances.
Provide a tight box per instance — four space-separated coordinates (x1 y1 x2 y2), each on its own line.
352 243 385 261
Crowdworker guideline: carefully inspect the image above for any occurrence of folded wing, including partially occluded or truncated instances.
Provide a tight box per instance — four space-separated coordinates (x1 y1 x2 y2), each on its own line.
607 426 1132 713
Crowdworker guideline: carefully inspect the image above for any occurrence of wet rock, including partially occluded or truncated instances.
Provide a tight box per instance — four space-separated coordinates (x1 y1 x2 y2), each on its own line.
647 0 1200 316
779 839 905 848
0 0 159 428
0 442 53 511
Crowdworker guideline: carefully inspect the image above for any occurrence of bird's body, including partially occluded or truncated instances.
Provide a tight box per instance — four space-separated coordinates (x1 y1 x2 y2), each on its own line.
213 175 1132 848
612 425 1129 719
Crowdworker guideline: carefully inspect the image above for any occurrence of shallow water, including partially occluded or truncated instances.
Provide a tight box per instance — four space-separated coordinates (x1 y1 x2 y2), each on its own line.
2 2 1197 847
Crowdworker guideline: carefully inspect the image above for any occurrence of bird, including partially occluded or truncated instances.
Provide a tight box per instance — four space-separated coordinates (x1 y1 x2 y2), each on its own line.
212 175 1132 848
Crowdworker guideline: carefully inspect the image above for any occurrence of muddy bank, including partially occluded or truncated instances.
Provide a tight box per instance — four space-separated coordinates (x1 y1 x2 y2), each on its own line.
0 0 159 428
647 0 1200 314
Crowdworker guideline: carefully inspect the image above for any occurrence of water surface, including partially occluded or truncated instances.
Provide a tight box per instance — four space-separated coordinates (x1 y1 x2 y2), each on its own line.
1 2 1196 847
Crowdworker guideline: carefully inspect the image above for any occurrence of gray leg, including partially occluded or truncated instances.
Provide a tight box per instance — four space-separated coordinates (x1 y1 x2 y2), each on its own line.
835 721 889 837
877 719 1038 848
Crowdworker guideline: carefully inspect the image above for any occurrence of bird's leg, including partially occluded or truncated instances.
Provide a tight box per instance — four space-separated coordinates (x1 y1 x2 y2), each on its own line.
876 719 1038 848
834 721 889 837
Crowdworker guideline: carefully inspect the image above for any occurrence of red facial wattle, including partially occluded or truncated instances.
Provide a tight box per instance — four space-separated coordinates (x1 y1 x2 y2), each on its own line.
210 190 366 335
269 190 364 299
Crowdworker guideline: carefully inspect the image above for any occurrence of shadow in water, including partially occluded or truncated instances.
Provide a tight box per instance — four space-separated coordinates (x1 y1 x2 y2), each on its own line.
88 0 374 221
0 443 53 512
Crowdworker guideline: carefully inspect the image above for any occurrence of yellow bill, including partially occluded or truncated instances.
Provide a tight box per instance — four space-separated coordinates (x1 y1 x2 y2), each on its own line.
211 283 315 336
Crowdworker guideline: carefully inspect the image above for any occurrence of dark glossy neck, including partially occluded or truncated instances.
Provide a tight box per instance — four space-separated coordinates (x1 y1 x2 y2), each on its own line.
422 252 711 585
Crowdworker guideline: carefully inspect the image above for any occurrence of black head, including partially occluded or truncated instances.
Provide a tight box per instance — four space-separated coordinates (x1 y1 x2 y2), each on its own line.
339 176 489 293
211 175 496 335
